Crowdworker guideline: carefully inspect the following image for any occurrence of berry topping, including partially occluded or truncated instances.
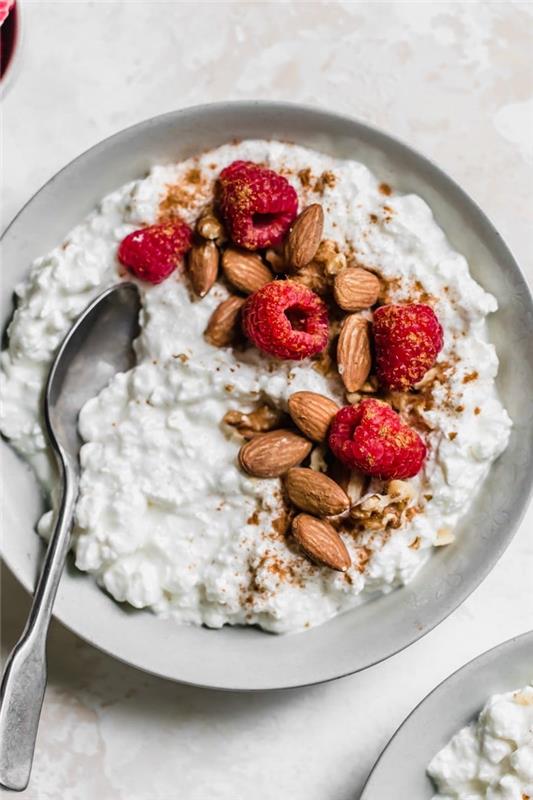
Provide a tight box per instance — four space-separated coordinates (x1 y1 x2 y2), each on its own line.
117 220 192 284
328 399 426 480
218 160 298 250
242 280 329 361
373 303 443 390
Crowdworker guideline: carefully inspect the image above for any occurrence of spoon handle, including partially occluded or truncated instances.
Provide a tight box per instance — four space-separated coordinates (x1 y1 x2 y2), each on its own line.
0 456 78 792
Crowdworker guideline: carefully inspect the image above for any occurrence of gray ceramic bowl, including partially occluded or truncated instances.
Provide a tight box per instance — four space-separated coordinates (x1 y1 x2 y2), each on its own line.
2 102 532 690
361 631 533 797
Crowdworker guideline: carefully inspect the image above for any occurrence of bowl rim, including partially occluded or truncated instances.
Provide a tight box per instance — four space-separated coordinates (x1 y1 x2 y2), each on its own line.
2 100 532 691
360 630 533 797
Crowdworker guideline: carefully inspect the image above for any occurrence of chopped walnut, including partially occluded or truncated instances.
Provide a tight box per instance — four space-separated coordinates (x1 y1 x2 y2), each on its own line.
196 206 226 243
345 470 368 504
264 247 286 273
386 390 436 432
434 527 455 546
346 376 378 404
292 261 330 296
359 376 379 393
309 444 328 473
513 691 533 706
350 480 417 532
223 404 285 439
314 239 346 276
414 367 438 390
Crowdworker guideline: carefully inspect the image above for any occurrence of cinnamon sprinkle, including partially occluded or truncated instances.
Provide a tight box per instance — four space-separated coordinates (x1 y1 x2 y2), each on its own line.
379 182 392 196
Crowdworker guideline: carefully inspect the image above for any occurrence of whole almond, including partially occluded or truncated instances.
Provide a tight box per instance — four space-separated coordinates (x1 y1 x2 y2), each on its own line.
288 391 339 442
337 314 371 392
285 204 324 270
188 241 219 297
334 267 380 311
238 429 312 478
285 468 350 517
222 248 273 294
204 295 245 347
292 514 351 571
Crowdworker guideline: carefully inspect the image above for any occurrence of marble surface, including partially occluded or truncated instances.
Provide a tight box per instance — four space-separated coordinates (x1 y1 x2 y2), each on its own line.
2 2 532 798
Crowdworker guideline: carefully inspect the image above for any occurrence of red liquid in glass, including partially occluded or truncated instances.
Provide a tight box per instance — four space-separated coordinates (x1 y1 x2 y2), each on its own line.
1 2 18 80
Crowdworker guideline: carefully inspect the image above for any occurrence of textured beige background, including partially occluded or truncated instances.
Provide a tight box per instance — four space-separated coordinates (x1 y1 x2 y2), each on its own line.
2 2 533 799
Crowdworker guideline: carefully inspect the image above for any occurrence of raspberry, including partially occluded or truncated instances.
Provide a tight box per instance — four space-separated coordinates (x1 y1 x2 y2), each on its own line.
117 220 192 284
242 280 329 360
328 399 426 480
218 160 298 250
373 303 443 390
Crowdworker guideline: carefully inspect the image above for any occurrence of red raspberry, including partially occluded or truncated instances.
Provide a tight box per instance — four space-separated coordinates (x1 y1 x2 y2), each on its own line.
373 303 443 390
117 220 192 284
328 399 426 480
242 280 329 360
218 160 298 250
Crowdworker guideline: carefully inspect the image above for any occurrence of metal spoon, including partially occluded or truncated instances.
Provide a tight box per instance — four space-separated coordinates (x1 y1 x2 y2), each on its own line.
0 282 140 792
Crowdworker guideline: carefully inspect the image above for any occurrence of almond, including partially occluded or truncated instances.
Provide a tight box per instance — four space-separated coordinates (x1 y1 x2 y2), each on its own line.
285 204 324 270
334 267 380 311
292 514 351 571
188 241 219 297
238 429 312 478
288 391 339 442
222 248 273 294
285 468 350 517
204 295 245 347
337 314 371 392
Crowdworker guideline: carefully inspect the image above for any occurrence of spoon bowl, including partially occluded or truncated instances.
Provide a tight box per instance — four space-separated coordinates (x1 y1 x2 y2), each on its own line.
46 282 140 461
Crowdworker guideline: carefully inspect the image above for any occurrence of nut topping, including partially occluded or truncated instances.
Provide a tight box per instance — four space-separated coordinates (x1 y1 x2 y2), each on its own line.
204 295 245 347
223 405 285 439
285 468 350 517
336 314 372 392
435 527 455 546
292 514 351 571
285 204 324 270
292 261 330 296
222 247 273 294
263 248 286 273
314 239 346 276
238 429 312 478
333 267 381 311
196 207 226 242
188 240 219 297
288 391 339 442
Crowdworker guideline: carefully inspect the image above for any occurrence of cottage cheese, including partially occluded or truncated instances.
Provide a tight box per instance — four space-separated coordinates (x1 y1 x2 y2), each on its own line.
428 685 533 799
0 140 512 633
